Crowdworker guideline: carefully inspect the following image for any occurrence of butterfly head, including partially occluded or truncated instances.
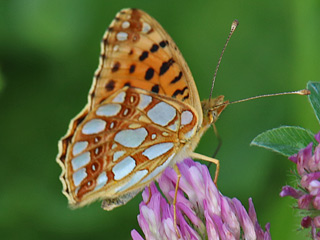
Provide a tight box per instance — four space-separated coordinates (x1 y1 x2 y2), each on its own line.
201 95 229 127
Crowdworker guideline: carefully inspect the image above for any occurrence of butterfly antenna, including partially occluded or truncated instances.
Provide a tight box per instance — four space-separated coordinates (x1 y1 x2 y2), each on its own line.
209 19 239 100
215 89 311 108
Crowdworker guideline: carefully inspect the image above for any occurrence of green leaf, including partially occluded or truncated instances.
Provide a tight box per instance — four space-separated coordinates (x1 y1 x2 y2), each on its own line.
251 126 316 157
308 81 320 124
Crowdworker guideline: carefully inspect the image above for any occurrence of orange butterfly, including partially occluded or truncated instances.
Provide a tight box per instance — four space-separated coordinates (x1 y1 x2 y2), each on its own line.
57 8 234 210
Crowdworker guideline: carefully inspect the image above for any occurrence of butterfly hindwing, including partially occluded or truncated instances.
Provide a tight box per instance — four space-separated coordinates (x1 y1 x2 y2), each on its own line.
58 87 199 207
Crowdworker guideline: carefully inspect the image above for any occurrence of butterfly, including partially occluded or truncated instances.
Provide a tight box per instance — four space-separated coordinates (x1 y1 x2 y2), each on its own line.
57 8 229 210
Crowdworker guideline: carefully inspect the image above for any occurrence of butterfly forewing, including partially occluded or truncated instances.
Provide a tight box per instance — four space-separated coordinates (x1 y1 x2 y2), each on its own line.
90 9 202 124
58 86 199 207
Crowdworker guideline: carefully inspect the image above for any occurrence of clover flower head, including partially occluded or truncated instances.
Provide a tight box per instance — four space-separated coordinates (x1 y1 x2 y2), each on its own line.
131 158 271 240
280 132 320 239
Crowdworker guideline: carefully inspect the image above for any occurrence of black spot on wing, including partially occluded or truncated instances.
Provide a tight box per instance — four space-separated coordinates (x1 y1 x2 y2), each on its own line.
170 71 183 84
145 68 154 80
159 40 168 48
172 86 188 98
105 80 115 91
112 62 120 72
151 84 159 93
139 51 149 61
182 94 189 100
150 44 159 52
159 58 175 76
129 65 135 73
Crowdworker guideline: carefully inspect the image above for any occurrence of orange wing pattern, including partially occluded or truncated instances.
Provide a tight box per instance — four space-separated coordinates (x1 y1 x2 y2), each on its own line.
89 9 202 123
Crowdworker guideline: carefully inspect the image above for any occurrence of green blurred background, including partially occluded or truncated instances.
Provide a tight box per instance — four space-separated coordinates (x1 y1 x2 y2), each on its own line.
1 0 319 239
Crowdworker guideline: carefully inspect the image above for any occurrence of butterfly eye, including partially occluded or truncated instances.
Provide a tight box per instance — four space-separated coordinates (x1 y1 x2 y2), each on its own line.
211 110 218 121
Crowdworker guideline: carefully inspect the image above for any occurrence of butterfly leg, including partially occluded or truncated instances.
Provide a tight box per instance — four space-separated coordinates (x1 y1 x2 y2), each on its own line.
173 164 181 238
189 152 220 185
